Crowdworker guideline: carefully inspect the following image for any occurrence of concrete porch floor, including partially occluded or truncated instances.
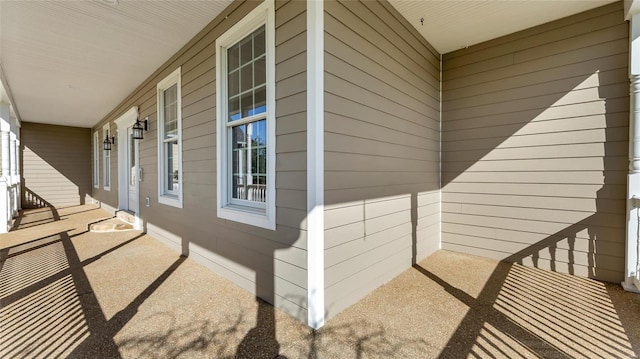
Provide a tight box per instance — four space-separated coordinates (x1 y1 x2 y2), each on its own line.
1 205 639 358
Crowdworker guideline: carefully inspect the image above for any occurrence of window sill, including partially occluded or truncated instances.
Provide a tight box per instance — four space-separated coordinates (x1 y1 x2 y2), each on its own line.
218 203 275 230
104 186 110 191
159 194 182 208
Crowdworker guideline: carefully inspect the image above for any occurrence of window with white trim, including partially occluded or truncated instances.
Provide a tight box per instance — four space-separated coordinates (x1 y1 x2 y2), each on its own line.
103 124 111 191
216 1 276 230
93 131 99 188
157 68 183 208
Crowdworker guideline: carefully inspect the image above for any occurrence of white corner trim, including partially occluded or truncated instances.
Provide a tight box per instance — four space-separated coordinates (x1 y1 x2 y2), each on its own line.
307 0 325 330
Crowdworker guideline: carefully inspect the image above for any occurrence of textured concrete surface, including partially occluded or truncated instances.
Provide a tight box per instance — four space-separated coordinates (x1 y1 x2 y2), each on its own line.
90 218 134 233
1 204 640 358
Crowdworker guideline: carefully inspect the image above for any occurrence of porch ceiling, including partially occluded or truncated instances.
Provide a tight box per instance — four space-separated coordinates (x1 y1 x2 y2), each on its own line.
0 0 621 129
0 0 231 128
388 0 617 54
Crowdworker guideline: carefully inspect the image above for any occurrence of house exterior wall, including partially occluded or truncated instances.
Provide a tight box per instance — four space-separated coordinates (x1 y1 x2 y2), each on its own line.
91 0 308 321
21 122 91 208
441 2 629 282
323 0 441 318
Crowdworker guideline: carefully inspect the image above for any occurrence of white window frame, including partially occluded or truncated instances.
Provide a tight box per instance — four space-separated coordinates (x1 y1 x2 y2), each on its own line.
93 131 99 188
157 67 183 208
216 0 276 230
103 124 111 191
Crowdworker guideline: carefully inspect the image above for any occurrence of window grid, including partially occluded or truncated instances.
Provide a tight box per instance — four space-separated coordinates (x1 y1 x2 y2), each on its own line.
216 0 275 230
103 126 110 190
226 26 267 206
227 26 266 123
157 68 182 208
162 83 179 196
93 132 99 188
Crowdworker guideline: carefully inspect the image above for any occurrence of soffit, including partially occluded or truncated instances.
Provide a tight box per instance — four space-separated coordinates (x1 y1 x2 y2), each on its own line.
388 0 618 55
0 0 231 128
0 0 624 128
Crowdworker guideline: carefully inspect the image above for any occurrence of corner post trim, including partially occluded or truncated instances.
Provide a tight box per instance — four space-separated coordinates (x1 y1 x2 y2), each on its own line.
307 0 325 329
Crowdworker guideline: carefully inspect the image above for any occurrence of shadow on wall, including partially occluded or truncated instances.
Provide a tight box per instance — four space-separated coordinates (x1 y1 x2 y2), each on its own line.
441 47 628 283
20 122 91 209
436 10 632 357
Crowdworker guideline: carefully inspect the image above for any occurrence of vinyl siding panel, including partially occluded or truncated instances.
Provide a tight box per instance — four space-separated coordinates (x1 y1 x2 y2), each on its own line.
91 0 308 322
441 2 628 283
323 0 441 319
21 123 92 209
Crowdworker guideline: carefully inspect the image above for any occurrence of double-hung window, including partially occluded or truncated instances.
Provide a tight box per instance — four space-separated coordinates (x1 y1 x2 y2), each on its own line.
103 124 110 191
157 68 183 208
93 131 99 188
216 1 275 230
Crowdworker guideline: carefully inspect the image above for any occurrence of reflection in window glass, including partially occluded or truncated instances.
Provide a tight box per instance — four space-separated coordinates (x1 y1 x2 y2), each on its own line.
227 25 266 123
130 133 136 186
158 68 181 203
165 142 180 192
226 25 268 205
164 84 178 138
231 119 266 203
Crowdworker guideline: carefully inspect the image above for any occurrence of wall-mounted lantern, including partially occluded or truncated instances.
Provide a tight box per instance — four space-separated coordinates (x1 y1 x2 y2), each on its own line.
132 117 148 140
103 130 115 151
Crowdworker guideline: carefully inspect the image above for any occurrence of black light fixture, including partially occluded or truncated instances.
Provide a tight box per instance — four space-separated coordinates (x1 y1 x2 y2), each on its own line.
103 130 114 151
132 116 148 140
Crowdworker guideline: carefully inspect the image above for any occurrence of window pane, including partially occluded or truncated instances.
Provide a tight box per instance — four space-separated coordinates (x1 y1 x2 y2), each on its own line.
231 120 266 203
252 120 266 146
164 84 178 138
226 26 268 123
253 86 266 116
130 134 136 186
228 70 239 97
254 26 265 57
241 91 253 118
226 26 268 206
104 150 110 186
240 35 253 64
240 63 253 94
229 96 240 122
254 57 266 87
228 44 240 71
166 141 179 193
232 125 247 201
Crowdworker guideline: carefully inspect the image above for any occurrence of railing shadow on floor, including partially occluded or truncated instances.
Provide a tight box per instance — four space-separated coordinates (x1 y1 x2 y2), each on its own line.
0 228 149 358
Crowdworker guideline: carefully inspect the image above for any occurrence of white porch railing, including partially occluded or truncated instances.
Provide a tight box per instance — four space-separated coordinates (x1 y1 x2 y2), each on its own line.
0 102 21 233
236 184 267 202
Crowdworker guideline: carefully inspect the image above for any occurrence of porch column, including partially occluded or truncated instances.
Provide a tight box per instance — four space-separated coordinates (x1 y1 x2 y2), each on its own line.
9 116 17 217
10 116 17 181
0 102 11 233
15 124 21 211
624 12 640 293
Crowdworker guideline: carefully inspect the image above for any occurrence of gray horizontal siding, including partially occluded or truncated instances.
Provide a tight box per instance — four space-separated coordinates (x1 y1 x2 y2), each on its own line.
441 2 628 283
91 0 308 321
22 122 91 209
323 0 440 319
